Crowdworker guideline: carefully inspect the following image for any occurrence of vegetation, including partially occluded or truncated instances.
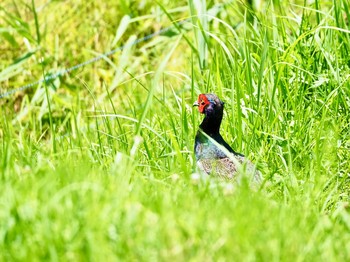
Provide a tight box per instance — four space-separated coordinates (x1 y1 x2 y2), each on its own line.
1 0 349 260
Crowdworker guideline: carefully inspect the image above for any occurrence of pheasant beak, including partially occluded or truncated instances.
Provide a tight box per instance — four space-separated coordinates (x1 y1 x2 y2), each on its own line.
193 101 199 107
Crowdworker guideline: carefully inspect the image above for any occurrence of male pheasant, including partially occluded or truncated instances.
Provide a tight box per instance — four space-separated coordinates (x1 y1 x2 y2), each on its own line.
193 93 261 182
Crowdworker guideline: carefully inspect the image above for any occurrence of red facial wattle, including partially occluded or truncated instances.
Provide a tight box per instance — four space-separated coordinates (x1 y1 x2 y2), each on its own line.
197 94 210 114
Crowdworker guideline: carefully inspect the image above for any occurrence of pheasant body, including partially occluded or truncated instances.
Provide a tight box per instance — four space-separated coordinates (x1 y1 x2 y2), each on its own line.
193 94 261 181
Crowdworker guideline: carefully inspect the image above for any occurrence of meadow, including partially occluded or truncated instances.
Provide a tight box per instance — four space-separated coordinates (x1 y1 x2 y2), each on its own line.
1 0 350 260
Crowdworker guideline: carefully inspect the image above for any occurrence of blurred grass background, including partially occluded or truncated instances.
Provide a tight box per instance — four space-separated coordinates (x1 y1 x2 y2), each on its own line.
0 0 350 260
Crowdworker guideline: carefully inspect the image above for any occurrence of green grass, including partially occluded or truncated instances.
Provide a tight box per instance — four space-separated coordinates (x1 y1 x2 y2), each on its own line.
1 0 350 260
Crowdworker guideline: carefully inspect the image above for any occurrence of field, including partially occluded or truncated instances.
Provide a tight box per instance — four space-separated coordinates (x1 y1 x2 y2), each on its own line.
1 0 350 260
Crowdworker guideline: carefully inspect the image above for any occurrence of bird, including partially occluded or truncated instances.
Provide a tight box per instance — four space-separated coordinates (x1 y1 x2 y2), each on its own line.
193 93 261 182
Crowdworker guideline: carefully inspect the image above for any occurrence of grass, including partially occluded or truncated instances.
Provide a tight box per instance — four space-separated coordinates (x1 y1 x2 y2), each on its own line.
1 0 350 260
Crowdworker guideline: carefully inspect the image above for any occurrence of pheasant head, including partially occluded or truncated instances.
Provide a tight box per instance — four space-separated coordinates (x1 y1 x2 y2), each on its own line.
193 93 224 135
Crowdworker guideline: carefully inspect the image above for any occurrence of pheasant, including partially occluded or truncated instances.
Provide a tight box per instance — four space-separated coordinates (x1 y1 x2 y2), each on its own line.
193 93 261 182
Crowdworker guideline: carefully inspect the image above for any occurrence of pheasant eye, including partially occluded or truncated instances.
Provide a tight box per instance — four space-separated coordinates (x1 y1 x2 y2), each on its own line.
200 100 205 105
